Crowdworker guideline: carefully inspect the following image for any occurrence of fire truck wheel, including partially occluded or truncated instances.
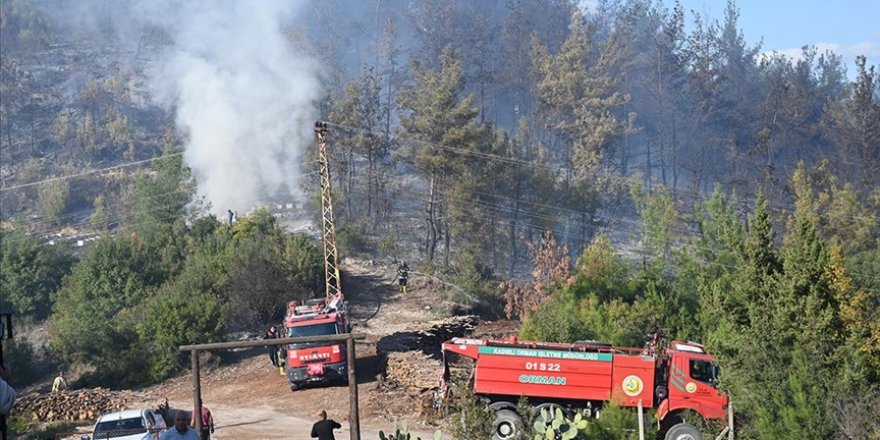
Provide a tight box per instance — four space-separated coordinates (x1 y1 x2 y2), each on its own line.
290 383 301 392
664 423 701 440
492 409 522 440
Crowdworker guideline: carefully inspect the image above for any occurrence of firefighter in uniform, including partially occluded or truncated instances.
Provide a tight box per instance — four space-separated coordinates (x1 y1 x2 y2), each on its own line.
397 262 410 294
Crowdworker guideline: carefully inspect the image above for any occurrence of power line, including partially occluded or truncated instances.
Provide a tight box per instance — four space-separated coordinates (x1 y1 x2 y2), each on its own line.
0 152 184 192
4 118 877 285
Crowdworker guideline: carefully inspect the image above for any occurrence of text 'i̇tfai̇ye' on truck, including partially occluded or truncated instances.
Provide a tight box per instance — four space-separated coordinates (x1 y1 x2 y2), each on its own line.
279 121 351 391
437 332 733 440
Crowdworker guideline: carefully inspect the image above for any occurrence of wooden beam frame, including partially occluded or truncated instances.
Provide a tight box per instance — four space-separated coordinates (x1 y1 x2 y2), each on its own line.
180 333 366 440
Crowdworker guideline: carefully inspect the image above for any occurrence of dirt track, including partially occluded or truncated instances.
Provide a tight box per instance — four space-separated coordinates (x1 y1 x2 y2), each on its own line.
145 258 451 439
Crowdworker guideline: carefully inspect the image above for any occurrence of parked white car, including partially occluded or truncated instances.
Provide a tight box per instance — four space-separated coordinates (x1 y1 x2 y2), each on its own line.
81 408 167 440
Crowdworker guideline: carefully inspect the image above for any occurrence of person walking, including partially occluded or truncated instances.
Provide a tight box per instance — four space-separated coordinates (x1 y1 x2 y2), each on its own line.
310 410 341 440
51 372 67 394
160 410 198 440
1 366 16 440
190 405 214 440
264 325 280 367
396 262 410 294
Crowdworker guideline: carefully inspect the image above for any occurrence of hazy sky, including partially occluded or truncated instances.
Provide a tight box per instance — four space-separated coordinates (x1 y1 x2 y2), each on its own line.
672 0 880 75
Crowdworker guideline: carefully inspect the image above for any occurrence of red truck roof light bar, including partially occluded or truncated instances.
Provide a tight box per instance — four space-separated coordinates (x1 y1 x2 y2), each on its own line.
671 341 706 354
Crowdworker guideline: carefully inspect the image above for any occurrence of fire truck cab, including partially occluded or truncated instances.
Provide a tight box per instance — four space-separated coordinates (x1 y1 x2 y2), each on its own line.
282 297 350 390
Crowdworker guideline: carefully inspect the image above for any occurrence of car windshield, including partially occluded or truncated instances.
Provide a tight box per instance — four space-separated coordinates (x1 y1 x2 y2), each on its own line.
94 417 147 437
288 322 338 348
689 359 720 387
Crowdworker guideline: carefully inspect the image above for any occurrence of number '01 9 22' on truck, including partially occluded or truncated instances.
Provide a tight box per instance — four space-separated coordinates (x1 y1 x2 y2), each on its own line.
438 334 732 440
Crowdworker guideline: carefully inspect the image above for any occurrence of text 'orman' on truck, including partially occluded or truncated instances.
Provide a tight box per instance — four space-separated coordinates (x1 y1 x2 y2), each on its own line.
437 333 732 440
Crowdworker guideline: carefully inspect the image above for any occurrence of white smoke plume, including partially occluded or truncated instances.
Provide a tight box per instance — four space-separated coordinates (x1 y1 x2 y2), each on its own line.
139 0 320 217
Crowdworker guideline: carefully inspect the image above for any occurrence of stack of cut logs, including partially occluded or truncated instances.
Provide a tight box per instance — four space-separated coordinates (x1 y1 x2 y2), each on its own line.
382 351 440 390
377 315 478 355
378 315 478 391
13 388 129 422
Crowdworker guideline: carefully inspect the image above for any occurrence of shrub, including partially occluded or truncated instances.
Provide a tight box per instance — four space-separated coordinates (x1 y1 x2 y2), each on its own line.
137 285 226 381
519 289 587 343
50 237 162 365
3 338 53 387
378 232 399 258
442 386 493 440
0 229 75 320
337 221 369 255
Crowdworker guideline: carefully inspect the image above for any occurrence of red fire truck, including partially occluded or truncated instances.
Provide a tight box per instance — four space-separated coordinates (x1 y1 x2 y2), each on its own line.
439 334 731 440
281 297 350 390
279 122 351 391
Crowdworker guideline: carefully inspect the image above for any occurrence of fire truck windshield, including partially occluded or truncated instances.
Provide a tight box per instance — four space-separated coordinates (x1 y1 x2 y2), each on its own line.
288 322 338 338
689 359 720 387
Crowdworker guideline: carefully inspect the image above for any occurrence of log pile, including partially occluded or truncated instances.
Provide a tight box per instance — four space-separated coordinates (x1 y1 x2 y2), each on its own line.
376 315 478 356
378 315 478 391
12 388 129 422
383 351 440 390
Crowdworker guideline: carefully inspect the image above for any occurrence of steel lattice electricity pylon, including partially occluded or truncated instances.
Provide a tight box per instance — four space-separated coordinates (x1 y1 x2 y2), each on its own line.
314 121 342 304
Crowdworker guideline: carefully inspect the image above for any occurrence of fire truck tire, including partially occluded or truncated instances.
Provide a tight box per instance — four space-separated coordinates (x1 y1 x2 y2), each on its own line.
492 409 522 440
664 423 701 440
290 382 301 392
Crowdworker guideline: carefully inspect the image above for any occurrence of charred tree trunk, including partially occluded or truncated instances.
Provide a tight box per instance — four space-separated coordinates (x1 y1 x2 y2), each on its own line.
508 181 521 277
347 148 354 218
367 145 374 221
426 173 439 262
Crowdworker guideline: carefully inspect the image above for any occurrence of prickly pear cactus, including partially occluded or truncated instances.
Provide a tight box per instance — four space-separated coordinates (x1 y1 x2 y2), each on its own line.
532 407 588 440
378 429 410 440
378 422 443 440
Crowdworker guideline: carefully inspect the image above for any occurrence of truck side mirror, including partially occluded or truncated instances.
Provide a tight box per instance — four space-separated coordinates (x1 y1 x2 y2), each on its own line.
0 313 12 339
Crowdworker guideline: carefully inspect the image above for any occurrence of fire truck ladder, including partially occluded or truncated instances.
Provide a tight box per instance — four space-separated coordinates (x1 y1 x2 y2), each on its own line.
314 121 342 305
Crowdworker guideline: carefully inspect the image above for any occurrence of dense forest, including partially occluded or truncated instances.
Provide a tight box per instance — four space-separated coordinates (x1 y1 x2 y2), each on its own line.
1 0 879 438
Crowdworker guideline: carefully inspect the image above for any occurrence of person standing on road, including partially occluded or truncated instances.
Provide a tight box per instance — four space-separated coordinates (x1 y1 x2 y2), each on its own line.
51 371 67 394
160 410 198 440
310 410 341 440
265 325 280 367
190 405 214 440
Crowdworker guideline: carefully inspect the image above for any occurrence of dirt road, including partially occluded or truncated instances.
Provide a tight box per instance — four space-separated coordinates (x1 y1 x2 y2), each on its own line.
147 258 449 439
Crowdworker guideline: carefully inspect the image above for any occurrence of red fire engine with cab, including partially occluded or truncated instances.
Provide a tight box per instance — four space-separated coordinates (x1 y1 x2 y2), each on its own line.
280 296 350 390
439 333 731 440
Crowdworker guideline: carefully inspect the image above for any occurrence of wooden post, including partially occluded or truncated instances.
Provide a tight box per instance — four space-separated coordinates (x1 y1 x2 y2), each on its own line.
192 350 203 440
728 401 734 440
179 334 366 440
637 399 645 440
347 337 359 440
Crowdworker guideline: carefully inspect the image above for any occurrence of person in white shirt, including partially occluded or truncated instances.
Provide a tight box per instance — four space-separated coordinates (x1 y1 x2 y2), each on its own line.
160 410 199 440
